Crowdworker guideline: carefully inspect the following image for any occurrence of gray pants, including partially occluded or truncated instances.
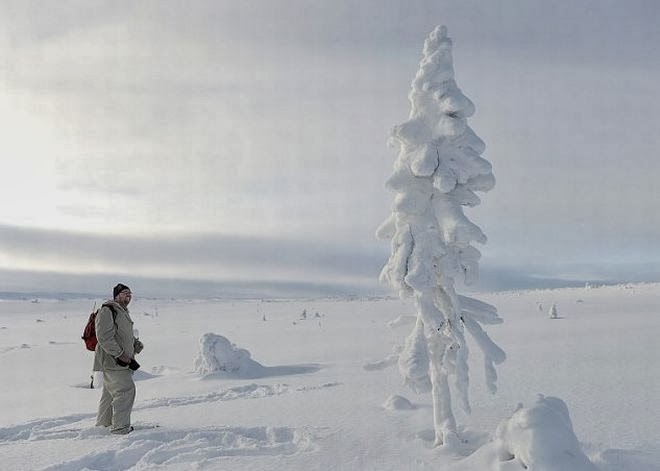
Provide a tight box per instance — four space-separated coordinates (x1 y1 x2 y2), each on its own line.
96 369 135 433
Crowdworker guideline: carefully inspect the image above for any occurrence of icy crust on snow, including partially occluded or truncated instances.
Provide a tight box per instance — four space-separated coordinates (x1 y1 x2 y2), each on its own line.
193 333 262 377
451 395 599 471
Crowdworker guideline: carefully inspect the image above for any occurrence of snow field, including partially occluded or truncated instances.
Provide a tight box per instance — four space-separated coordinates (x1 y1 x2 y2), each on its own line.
0 284 659 469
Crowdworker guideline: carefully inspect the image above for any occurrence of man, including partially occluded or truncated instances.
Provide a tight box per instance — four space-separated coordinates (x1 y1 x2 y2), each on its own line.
93 283 144 434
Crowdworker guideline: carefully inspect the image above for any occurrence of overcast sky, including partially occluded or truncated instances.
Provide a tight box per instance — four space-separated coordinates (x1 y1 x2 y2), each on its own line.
1 0 659 297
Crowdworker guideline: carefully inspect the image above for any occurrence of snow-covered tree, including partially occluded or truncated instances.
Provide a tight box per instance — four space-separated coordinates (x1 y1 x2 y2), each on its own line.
549 303 559 319
377 26 505 447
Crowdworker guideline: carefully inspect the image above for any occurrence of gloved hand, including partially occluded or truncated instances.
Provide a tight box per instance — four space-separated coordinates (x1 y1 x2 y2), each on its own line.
134 339 144 354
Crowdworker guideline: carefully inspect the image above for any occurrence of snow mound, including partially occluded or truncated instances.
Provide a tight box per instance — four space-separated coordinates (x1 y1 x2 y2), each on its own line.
449 395 598 470
382 395 414 411
494 395 598 471
193 333 263 377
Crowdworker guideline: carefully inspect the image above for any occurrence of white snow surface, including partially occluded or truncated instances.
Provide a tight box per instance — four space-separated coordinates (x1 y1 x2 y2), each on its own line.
0 283 659 470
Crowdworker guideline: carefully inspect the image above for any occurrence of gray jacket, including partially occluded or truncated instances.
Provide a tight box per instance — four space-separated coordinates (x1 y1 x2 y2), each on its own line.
93 301 136 372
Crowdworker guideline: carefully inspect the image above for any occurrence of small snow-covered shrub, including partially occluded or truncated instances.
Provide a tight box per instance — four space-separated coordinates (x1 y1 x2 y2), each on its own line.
383 395 415 411
494 395 598 471
193 333 262 376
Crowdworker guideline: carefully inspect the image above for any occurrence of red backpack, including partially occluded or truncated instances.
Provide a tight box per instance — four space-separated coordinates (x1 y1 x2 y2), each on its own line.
82 304 117 351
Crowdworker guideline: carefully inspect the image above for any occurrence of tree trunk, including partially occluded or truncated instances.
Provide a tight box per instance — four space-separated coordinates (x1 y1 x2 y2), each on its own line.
428 335 457 446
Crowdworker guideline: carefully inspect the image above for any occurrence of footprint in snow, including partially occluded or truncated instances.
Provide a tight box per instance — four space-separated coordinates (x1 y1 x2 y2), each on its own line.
0 382 342 443
0 343 31 353
41 426 320 470
0 414 95 442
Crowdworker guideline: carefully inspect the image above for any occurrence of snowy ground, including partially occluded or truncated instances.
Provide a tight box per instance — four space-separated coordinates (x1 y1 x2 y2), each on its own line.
0 283 659 470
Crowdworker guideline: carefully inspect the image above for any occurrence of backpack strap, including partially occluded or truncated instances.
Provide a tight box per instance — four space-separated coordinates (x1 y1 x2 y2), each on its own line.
101 303 119 322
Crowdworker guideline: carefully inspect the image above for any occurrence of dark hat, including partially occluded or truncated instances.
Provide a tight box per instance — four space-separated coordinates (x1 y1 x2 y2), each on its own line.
113 283 131 298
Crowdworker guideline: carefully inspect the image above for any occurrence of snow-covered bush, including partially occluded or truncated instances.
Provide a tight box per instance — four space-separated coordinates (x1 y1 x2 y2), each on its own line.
383 395 415 411
493 395 598 471
193 333 262 376
377 25 504 447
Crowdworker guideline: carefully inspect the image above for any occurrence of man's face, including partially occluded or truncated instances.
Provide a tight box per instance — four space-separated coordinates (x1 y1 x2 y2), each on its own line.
117 289 132 306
